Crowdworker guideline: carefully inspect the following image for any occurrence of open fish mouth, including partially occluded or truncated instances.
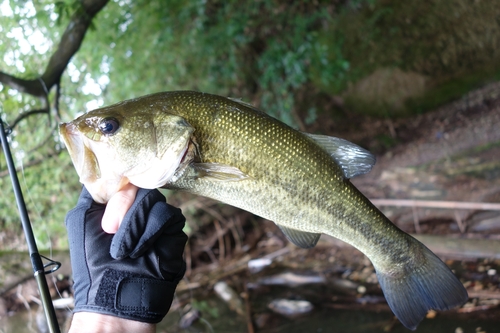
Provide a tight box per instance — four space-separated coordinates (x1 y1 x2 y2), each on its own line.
60 122 103 185
59 122 86 178
59 121 120 203
59 115 196 203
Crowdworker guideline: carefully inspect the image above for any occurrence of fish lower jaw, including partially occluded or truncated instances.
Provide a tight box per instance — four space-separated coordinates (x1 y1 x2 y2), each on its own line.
83 177 129 204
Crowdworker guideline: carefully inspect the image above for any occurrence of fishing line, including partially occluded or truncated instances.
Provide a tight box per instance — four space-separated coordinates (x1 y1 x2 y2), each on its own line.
0 112 61 333
18 156 53 252
17 161 73 317
15 122 64 307
7 115 73 316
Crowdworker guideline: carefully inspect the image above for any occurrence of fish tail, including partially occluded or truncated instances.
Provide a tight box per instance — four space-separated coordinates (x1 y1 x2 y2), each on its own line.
374 240 468 330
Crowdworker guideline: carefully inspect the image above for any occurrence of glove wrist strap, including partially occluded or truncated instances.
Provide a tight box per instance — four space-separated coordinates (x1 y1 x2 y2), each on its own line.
90 268 176 323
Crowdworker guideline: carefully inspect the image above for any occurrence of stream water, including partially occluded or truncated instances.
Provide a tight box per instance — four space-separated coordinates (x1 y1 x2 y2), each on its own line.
1 252 499 333
2 298 499 333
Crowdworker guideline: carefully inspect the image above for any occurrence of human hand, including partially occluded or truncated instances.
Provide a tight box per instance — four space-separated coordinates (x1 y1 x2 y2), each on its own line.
65 186 187 324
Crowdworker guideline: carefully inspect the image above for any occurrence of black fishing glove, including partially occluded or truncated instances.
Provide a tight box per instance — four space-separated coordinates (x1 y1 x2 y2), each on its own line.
65 186 187 323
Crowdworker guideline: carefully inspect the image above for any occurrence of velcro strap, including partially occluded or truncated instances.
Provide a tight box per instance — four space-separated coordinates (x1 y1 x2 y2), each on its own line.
117 277 176 314
95 269 176 323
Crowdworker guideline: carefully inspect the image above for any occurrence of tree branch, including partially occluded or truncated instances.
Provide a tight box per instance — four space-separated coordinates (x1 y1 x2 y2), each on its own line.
53 78 62 124
7 108 50 130
0 72 45 97
0 0 110 98
41 0 110 90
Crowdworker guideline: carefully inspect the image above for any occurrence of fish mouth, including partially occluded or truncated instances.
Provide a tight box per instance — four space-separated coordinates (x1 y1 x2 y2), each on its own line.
59 122 85 176
60 122 114 203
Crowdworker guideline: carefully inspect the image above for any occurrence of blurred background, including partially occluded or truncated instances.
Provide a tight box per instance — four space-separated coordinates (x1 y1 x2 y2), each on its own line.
1 0 500 332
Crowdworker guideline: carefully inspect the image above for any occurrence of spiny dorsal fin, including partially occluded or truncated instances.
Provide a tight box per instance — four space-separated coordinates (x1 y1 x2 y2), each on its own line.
277 225 321 249
227 97 268 115
304 133 376 179
192 162 250 181
227 97 255 108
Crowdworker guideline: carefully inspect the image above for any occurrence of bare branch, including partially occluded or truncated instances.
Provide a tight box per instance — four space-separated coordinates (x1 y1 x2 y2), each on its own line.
7 109 49 131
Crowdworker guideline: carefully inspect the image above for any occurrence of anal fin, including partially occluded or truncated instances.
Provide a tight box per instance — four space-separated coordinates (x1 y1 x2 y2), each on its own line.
277 225 321 249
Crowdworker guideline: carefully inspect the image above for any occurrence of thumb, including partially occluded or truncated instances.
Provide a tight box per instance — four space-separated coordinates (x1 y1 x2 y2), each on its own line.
109 189 168 259
101 184 138 234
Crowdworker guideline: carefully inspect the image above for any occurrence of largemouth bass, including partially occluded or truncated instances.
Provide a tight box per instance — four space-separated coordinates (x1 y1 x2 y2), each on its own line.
59 91 467 330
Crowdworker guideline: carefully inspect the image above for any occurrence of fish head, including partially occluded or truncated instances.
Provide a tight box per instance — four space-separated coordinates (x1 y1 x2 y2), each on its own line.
59 103 194 203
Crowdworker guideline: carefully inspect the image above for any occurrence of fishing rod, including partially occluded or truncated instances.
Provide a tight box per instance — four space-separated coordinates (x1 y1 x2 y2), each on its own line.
0 113 61 333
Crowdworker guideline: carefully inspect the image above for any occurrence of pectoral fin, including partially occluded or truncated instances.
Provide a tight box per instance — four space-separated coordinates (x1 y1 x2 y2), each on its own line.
192 163 250 181
304 133 376 179
277 225 321 249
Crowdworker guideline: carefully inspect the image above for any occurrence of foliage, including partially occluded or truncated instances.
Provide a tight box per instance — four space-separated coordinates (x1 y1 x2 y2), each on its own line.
74 0 356 125
1 0 500 250
0 0 358 249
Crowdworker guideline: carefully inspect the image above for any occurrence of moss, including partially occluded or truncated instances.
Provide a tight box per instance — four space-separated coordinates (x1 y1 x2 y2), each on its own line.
309 0 500 118
406 61 500 114
343 67 427 118
341 0 500 77
372 133 399 154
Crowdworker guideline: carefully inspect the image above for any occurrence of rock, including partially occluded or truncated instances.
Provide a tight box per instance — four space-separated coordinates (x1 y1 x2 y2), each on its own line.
213 281 244 316
268 299 313 318
255 272 325 288
179 307 201 328
248 258 272 273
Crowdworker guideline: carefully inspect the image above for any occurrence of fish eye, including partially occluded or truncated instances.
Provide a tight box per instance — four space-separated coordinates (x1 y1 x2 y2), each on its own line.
98 117 120 135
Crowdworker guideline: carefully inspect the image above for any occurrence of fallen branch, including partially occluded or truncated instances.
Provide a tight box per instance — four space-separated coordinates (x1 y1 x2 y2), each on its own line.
467 290 500 300
457 304 498 313
321 233 500 260
370 199 500 211
413 234 500 259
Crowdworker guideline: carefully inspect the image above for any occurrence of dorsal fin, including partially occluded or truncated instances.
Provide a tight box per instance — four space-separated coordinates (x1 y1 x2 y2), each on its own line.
277 225 321 249
227 97 256 109
304 133 376 179
227 97 268 115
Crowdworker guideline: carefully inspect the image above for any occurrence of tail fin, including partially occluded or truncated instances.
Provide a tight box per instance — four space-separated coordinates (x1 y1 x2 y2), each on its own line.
375 243 468 330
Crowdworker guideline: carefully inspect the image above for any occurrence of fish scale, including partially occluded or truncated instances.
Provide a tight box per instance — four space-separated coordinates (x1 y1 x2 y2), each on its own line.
155 93 448 276
60 91 468 330
163 93 348 231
